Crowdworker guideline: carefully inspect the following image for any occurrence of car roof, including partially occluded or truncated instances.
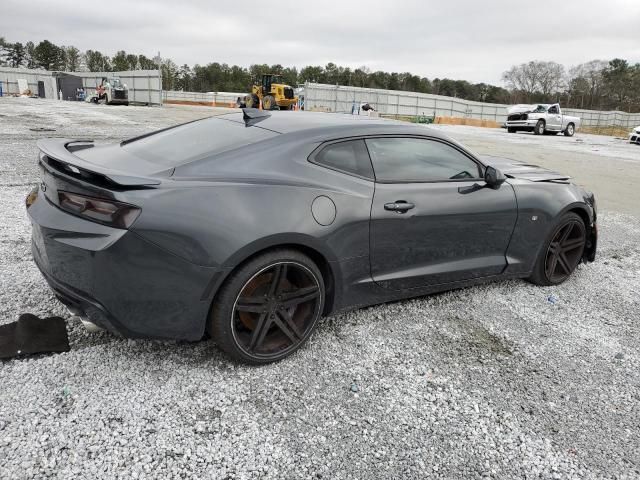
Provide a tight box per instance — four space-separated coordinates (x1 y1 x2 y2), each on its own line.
213 110 449 139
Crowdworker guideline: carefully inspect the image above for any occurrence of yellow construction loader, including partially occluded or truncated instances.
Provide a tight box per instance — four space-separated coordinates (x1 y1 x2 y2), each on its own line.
243 74 297 110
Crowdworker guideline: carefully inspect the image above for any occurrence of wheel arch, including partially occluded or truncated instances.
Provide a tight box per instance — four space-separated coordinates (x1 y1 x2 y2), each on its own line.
567 204 590 228
563 203 596 262
210 234 340 317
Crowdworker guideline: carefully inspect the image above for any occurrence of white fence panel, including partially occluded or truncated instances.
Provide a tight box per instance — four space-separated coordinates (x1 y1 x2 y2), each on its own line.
0 67 57 98
73 70 161 105
0 67 162 105
163 90 244 105
303 83 640 129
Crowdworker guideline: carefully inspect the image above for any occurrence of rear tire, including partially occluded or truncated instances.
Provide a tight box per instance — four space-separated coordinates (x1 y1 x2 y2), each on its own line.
564 123 575 137
534 120 545 135
527 212 586 286
208 249 325 364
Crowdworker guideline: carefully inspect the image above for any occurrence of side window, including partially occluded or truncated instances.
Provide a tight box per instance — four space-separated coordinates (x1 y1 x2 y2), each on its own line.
548 105 559 114
312 139 374 179
365 137 481 182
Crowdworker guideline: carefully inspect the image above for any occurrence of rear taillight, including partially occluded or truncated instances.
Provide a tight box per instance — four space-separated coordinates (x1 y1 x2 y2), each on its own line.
58 191 140 229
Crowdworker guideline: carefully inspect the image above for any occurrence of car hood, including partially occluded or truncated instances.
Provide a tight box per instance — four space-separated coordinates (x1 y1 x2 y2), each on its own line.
506 104 549 115
480 155 570 182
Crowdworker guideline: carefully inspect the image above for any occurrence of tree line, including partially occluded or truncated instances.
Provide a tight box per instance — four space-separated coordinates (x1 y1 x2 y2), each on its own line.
503 60 640 112
1 37 638 112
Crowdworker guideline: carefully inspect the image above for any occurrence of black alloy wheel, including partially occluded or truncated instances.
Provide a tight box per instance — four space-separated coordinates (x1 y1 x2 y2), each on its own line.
209 250 324 363
544 219 586 283
529 212 586 285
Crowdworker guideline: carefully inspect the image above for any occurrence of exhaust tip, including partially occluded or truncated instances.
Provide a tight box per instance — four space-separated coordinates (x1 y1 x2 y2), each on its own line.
69 314 104 333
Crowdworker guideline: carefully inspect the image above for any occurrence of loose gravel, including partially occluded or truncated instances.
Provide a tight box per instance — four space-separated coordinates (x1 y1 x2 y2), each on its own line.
1 98 639 479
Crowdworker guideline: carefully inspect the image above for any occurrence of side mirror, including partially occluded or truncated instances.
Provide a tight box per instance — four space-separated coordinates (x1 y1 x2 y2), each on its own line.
485 166 506 189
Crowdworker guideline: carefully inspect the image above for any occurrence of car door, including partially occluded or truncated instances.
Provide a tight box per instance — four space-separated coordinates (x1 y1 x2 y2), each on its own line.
367 136 518 291
547 105 562 131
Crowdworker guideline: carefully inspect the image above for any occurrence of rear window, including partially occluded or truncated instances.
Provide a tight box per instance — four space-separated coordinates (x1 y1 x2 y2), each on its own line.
312 139 374 179
121 117 277 165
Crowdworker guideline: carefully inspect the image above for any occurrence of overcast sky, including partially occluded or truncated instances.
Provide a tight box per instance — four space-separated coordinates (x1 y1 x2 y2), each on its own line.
2 0 639 85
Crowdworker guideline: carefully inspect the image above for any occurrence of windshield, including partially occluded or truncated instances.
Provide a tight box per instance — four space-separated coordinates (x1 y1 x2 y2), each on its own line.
533 105 547 113
122 117 277 166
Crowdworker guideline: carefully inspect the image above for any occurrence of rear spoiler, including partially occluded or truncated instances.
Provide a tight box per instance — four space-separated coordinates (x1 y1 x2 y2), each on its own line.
36 138 161 187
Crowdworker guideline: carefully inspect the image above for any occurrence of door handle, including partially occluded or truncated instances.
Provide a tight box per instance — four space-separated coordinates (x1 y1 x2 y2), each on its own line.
384 201 415 212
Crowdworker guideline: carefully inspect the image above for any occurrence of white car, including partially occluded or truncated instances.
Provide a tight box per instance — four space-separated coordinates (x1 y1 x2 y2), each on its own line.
630 126 640 145
506 103 580 137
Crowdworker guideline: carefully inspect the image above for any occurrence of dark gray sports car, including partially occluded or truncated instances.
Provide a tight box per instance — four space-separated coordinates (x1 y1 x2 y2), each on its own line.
27 109 597 363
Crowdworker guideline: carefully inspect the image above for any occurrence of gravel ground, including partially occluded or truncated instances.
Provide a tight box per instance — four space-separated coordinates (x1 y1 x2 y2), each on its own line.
1 98 639 479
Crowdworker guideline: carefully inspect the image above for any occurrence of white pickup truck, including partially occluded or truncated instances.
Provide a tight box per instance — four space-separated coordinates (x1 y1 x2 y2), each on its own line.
506 103 580 137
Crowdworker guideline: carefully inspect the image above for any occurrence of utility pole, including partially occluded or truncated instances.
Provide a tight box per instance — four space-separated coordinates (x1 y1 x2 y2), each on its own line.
156 51 163 106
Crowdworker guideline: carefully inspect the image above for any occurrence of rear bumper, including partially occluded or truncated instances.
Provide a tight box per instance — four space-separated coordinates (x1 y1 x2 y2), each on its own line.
277 98 297 107
27 192 220 341
32 251 124 336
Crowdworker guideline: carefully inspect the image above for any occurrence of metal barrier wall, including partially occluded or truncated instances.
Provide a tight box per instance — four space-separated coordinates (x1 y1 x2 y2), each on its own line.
302 83 640 129
69 70 162 105
163 90 244 106
0 67 162 105
0 67 57 98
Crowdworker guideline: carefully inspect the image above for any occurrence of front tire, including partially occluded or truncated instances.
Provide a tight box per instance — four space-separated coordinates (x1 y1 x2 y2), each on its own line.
208 249 325 364
507 127 516 133
527 212 586 286
564 123 575 137
262 95 278 110
244 94 259 108
534 120 545 135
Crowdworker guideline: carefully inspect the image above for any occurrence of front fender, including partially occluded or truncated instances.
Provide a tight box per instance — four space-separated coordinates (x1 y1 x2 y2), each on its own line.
504 181 595 274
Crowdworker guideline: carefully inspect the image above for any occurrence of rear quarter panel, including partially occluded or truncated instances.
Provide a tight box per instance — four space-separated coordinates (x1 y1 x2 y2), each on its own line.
130 137 375 307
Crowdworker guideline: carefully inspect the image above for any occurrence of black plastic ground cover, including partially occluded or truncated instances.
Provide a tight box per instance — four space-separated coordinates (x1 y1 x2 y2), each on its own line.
0 314 69 359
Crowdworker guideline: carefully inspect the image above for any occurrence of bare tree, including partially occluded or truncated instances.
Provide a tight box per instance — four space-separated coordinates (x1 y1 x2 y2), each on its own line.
537 61 565 98
568 60 607 109
502 61 565 102
502 61 541 101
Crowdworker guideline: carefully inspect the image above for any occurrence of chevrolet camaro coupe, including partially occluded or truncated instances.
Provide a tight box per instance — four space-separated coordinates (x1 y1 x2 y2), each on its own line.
27 109 597 363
